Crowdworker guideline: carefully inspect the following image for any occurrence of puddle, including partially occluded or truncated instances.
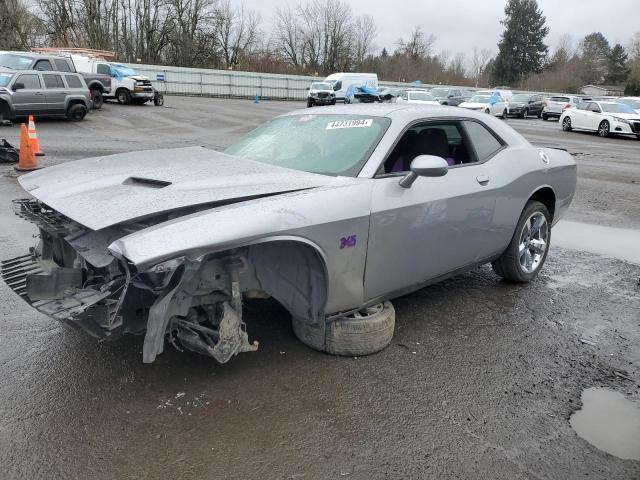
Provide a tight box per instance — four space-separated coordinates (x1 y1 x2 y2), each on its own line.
553 221 640 264
570 388 640 460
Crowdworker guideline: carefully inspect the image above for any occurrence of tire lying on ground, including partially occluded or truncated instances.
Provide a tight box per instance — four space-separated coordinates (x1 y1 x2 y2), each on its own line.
292 301 395 356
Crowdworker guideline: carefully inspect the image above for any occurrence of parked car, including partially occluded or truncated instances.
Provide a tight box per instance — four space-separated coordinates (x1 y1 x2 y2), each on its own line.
344 84 380 103
1 104 576 365
429 87 471 106
542 95 582 121
458 92 508 118
560 101 640 139
0 52 111 109
506 93 544 118
324 72 378 102
617 97 640 114
307 81 336 107
493 89 514 100
0 67 92 121
396 90 440 105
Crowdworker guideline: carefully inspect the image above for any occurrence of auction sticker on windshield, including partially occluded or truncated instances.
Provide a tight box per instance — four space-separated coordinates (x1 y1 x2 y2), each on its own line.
326 119 373 130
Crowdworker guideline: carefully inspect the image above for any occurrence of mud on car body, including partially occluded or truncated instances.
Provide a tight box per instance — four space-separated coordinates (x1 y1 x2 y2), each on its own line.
2 105 577 364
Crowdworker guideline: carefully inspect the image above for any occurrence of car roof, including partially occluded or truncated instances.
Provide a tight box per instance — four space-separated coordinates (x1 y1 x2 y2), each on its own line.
283 103 503 122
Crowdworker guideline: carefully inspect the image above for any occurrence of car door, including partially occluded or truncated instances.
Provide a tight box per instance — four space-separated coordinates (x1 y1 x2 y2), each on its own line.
363 120 500 301
585 102 603 131
531 95 543 115
11 73 47 115
41 73 67 114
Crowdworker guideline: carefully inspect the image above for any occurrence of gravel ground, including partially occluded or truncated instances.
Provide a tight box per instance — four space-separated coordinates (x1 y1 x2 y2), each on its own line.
0 97 638 480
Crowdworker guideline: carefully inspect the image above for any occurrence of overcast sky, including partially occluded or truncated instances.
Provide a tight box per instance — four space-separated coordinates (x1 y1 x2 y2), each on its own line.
245 0 639 57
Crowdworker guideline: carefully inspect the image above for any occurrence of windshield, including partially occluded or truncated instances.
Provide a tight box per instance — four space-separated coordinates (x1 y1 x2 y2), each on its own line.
225 114 390 176
408 91 436 101
601 103 635 114
430 88 449 97
619 98 640 109
0 54 33 70
0 72 13 87
311 82 331 90
469 95 490 103
510 94 530 102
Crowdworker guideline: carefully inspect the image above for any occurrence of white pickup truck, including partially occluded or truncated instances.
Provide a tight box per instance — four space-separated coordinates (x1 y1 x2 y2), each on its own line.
70 56 160 105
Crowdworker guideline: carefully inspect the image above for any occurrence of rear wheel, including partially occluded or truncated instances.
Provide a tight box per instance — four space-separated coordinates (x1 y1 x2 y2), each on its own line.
153 92 164 106
522 108 529 119
66 104 87 121
501 108 507 119
562 116 572 131
307 98 313 108
116 88 131 105
598 120 610 137
90 89 103 109
542 113 548 121
492 201 551 283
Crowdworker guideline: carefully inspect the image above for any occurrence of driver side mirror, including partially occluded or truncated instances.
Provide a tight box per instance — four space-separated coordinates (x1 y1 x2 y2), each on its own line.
12 83 25 91
591 108 600 113
399 155 449 188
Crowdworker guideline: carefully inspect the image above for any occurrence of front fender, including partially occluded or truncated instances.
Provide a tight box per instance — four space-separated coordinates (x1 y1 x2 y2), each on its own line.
109 182 374 313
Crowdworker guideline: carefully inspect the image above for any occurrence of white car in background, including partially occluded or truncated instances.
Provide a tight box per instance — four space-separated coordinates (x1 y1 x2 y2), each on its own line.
617 97 640 114
458 92 508 118
396 90 440 105
560 100 640 139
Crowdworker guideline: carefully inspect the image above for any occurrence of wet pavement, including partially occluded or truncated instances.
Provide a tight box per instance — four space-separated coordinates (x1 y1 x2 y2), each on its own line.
0 98 639 479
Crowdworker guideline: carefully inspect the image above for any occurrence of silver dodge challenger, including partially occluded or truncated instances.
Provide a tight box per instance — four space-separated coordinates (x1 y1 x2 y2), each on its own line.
1 104 577 363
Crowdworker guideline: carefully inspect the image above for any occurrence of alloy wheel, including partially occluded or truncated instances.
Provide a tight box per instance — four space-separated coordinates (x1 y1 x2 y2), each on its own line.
598 121 610 137
518 212 549 274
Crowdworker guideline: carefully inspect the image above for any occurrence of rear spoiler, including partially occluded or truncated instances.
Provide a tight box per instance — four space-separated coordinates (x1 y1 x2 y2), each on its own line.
530 142 568 152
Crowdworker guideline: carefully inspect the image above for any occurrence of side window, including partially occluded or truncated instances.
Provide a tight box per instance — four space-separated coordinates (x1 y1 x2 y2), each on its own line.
381 122 473 174
463 121 503 162
587 102 600 112
34 60 53 71
15 74 41 90
333 81 342 91
42 74 65 89
96 63 110 75
54 59 72 72
65 74 83 88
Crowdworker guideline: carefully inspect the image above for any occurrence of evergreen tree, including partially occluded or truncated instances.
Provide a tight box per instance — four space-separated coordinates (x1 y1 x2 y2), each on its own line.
606 44 630 84
492 0 549 86
579 33 611 84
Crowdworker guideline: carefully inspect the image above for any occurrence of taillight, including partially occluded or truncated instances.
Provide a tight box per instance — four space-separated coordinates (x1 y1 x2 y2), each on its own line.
563 103 572 110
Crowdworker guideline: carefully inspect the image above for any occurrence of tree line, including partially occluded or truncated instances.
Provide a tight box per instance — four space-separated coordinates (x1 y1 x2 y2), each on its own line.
1 0 639 94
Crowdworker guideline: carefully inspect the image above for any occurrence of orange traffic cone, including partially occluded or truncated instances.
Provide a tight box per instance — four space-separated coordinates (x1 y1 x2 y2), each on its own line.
15 123 41 172
27 115 44 156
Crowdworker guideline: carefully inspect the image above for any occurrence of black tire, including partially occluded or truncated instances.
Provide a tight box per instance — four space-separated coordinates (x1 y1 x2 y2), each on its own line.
542 113 548 121
66 104 87 121
307 98 313 108
492 201 551 283
562 116 572 131
90 89 103 110
292 301 395 357
330 99 336 105
154 93 164 106
522 108 529 119
501 109 507 119
537 112 542 119
116 88 131 105
598 120 610 137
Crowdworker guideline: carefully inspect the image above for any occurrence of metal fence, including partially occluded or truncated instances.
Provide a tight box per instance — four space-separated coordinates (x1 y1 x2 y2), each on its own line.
122 62 564 100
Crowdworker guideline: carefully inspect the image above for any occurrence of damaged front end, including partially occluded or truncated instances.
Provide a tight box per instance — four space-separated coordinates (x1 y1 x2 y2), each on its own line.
2 198 261 364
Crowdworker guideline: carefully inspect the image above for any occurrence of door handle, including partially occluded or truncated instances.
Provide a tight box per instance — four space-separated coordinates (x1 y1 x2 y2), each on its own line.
34 92 44 96
476 175 490 185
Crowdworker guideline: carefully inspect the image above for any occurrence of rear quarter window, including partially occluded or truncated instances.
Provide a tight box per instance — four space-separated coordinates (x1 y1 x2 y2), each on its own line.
463 121 503 161
54 59 72 72
65 75 83 88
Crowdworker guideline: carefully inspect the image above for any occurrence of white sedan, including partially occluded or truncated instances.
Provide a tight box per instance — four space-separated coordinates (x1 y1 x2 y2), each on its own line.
560 101 640 139
458 92 507 118
396 90 440 105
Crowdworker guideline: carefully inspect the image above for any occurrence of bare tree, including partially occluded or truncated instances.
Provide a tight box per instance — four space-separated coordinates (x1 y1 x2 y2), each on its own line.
397 27 435 60
353 14 377 67
272 5 304 67
167 0 217 66
213 0 261 69
469 47 493 87
0 0 45 50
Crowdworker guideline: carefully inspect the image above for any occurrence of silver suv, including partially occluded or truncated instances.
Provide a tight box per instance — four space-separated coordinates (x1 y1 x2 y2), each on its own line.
0 68 92 122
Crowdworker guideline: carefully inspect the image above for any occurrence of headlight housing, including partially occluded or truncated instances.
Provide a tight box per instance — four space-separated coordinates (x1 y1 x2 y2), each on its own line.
612 117 630 125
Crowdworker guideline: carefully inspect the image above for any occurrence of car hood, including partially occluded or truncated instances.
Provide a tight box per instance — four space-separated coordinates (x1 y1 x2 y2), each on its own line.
608 112 640 120
459 102 488 108
19 146 344 231
129 75 150 81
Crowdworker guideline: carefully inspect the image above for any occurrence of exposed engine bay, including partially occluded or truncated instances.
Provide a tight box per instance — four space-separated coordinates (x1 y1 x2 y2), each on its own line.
1 199 326 364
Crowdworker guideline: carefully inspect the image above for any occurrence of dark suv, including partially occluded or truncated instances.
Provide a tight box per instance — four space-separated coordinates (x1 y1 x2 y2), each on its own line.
429 87 471 106
506 93 544 119
0 68 92 122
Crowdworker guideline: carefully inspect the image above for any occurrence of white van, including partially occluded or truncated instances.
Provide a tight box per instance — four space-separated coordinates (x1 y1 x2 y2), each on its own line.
324 73 378 102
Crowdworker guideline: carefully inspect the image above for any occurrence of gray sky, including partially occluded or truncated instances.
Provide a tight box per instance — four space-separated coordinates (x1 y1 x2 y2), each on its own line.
246 0 639 57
